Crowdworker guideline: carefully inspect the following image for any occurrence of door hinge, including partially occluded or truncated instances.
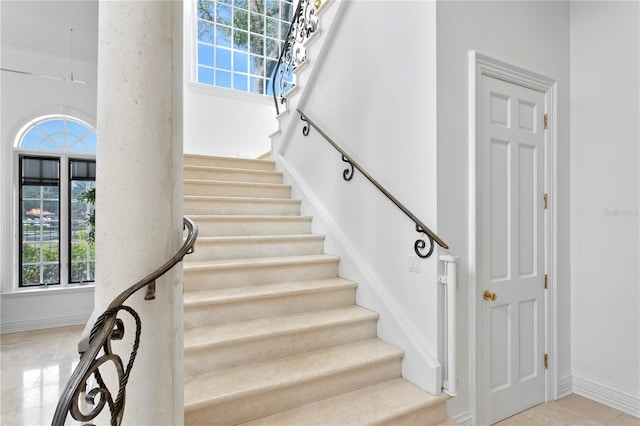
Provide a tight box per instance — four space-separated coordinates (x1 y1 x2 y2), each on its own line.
544 193 548 209
544 114 548 130
544 354 549 369
544 274 548 289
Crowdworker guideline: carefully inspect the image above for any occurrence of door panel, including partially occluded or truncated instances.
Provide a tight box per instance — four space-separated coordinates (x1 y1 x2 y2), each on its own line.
518 144 537 277
490 303 511 390
519 298 537 379
490 139 511 281
480 75 546 424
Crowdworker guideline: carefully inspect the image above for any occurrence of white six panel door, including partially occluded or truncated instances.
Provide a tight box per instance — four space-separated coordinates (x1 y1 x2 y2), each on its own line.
480 75 546 424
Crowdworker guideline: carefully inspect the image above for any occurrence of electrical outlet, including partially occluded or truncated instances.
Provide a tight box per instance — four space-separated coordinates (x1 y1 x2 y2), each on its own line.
408 255 421 273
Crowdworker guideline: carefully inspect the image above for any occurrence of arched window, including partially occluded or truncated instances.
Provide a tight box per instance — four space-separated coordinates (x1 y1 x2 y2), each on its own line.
16 115 96 288
18 116 97 153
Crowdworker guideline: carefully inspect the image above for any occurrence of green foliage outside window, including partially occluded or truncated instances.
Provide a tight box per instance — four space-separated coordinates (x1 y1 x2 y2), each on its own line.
78 187 96 243
71 238 95 282
196 0 293 94
22 243 59 285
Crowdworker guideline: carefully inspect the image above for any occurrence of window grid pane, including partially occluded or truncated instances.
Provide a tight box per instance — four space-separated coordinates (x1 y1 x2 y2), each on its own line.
196 0 293 94
69 177 95 284
20 157 61 287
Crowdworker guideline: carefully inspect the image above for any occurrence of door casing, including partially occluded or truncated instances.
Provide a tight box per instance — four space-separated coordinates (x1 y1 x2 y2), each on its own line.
468 51 558 425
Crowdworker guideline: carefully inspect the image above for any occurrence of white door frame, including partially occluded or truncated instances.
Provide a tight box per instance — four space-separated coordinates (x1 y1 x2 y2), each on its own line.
468 51 558 425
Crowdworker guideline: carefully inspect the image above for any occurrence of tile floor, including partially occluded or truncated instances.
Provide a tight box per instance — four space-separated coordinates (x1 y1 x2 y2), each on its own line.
1 325 639 426
1 325 84 426
496 394 639 426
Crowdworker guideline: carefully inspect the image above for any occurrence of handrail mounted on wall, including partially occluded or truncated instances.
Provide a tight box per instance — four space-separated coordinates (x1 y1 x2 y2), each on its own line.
297 109 448 258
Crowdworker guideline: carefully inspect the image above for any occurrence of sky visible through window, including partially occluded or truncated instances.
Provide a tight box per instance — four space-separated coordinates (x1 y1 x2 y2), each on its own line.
20 118 96 154
197 0 294 95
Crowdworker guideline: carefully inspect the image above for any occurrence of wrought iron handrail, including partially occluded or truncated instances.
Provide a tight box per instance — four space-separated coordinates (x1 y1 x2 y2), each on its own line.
271 0 319 115
52 217 199 426
298 110 448 257
271 1 299 115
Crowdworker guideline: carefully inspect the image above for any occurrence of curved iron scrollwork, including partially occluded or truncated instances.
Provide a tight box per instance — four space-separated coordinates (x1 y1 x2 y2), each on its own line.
68 306 140 426
300 115 354 182
272 0 320 114
414 224 435 259
301 114 310 136
52 218 198 426
297 109 449 258
341 155 354 181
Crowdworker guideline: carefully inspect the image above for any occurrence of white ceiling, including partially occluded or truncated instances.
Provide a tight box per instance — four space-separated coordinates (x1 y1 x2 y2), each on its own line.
1 0 98 64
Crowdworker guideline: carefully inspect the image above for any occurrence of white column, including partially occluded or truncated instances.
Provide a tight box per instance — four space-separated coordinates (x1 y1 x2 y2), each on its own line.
95 1 183 425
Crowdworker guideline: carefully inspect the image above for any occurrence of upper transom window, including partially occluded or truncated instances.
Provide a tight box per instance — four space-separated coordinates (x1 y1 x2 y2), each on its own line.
196 0 294 95
18 116 96 154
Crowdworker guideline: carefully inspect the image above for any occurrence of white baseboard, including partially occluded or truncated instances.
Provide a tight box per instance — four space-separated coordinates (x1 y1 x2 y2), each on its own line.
276 155 442 394
558 371 573 399
572 372 640 418
1 311 91 334
451 410 473 426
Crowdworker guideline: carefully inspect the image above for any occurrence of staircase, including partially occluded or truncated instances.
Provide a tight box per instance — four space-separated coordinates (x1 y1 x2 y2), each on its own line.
182 154 449 425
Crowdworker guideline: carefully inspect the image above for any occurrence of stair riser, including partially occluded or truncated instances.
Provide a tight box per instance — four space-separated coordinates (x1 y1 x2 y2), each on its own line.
184 357 402 425
184 261 339 292
184 199 300 216
181 153 445 426
238 378 449 426
188 238 325 262
184 319 378 377
184 182 291 199
189 218 312 237
384 403 448 426
184 155 275 171
184 287 356 329
184 168 282 184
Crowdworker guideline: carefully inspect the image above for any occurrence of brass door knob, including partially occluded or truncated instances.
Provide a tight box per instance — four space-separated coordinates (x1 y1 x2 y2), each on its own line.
483 290 497 301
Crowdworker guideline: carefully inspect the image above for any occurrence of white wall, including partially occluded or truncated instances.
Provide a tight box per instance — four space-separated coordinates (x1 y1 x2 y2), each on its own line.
182 1 277 158
275 1 443 392
0 46 98 332
1 1 280 333
570 1 639 416
435 1 571 421
183 84 276 158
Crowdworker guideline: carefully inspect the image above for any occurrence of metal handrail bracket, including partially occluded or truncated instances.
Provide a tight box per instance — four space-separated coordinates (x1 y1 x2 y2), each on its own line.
297 109 448 257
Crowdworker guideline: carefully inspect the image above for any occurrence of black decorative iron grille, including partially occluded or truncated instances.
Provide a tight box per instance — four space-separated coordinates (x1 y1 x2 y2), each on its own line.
271 0 319 114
